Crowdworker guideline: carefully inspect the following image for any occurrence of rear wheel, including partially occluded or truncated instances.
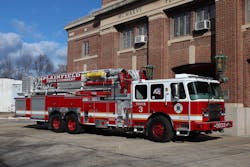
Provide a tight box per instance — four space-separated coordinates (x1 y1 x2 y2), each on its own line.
147 116 174 142
66 114 82 134
49 113 65 133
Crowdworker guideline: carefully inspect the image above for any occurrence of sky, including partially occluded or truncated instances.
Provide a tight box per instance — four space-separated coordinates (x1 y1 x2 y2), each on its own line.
0 0 101 65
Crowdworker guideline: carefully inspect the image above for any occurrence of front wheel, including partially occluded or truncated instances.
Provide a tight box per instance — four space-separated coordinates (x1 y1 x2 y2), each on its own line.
147 116 174 142
66 114 82 134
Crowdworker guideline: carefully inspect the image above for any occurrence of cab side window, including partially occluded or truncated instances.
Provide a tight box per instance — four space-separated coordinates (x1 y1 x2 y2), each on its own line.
171 82 186 99
135 85 147 100
151 84 164 100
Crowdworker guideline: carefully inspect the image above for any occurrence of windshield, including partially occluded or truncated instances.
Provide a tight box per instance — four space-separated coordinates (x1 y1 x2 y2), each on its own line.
188 82 223 100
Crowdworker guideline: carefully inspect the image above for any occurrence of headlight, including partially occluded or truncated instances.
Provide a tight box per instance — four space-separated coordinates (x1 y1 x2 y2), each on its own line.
202 112 209 117
220 111 226 116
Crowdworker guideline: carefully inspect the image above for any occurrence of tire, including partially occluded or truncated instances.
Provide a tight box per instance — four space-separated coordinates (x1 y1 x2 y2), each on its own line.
49 113 65 133
147 116 174 142
65 114 82 134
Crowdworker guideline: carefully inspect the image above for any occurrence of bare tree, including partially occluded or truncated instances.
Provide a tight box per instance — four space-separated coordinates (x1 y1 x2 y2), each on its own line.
0 56 15 78
15 54 34 79
17 54 34 73
34 54 54 76
54 64 67 74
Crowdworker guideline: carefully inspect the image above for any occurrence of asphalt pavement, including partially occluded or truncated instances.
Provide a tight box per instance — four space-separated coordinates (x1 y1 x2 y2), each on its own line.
0 113 250 167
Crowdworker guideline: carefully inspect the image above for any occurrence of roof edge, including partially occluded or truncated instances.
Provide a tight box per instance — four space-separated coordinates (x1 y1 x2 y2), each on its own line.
94 0 141 16
64 14 95 30
64 0 141 30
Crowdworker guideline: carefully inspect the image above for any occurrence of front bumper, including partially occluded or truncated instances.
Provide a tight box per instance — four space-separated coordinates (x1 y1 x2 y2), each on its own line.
193 121 233 131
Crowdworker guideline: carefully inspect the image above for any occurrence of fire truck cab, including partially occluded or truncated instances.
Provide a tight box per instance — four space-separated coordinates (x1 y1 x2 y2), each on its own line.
132 74 232 141
15 70 232 142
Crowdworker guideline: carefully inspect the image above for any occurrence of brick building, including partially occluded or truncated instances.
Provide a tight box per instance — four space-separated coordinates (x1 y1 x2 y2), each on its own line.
65 0 250 136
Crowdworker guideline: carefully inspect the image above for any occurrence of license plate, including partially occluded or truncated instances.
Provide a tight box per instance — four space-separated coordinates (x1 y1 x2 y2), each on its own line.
214 122 230 129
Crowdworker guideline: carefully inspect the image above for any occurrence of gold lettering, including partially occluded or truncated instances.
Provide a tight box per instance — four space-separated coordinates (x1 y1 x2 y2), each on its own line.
118 7 142 19
166 0 175 4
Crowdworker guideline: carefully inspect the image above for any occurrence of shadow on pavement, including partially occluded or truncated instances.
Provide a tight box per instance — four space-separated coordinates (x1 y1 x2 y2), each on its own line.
0 159 11 167
24 123 221 143
173 134 221 143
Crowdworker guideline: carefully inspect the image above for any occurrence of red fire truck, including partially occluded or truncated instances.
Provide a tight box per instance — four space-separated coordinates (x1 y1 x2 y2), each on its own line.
15 67 232 142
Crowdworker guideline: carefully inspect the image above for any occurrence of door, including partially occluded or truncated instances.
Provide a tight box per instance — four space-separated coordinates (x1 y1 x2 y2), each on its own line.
168 82 190 130
132 83 150 122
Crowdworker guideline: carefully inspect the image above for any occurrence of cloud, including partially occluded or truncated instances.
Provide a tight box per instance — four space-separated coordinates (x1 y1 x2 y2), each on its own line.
0 32 67 65
12 20 30 34
22 41 67 65
0 33 23 58
12 19 45 41
55 46 67 58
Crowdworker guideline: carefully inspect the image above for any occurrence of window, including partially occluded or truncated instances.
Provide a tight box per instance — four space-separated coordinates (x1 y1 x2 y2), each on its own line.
188 82 224 100
82 41 89 57
151 84 164 100
196 5 215 22
188 82 210 100
138 23 148 36
135 85 147 100
172 12 191 38
171 83 186 99
121 28 134 49
247 0 250 22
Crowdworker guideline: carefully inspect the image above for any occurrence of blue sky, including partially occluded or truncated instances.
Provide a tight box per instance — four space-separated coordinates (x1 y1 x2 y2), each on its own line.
0 0 101 65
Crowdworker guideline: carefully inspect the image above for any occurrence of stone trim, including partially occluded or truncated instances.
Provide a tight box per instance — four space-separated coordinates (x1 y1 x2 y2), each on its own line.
168 32 212 46
168 35 193 46
68 29 100 41
100 27 118 35
101 0 123 8
225 103 244 108
241 23 250 32
117 48 135 56
148 12 167 21
73 55 98 62
117 46 147 56
95 0 141 16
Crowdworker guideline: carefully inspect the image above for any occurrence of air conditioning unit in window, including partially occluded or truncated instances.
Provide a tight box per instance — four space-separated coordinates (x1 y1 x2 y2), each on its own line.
135 35 147 44
195 20 211 31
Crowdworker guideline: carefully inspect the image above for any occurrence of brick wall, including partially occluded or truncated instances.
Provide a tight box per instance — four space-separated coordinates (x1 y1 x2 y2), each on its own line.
100 31 119 68
193 35 213 63
68 23 97 37
118 52 133 69
66 0 249 107
148 17 169 79
216 0 245 104
168 40 190 77
135 48 147 69
117 48 147 70
67 32 100 72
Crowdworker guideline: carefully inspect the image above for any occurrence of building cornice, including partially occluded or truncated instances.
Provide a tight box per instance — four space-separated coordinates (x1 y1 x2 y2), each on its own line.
101 0 124 9
65 0 193 31
64 15 95 31
94 0 142 16
64 0 141 31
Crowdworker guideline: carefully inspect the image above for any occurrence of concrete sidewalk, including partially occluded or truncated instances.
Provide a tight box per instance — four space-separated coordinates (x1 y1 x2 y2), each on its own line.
0 112 29 120
0 112 15 117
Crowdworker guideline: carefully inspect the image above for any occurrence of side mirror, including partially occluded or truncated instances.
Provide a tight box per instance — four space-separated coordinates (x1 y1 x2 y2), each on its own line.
172 83 180 101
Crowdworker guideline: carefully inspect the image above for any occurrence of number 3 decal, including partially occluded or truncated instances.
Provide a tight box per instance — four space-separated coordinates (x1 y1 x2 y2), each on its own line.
138 106 143 113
